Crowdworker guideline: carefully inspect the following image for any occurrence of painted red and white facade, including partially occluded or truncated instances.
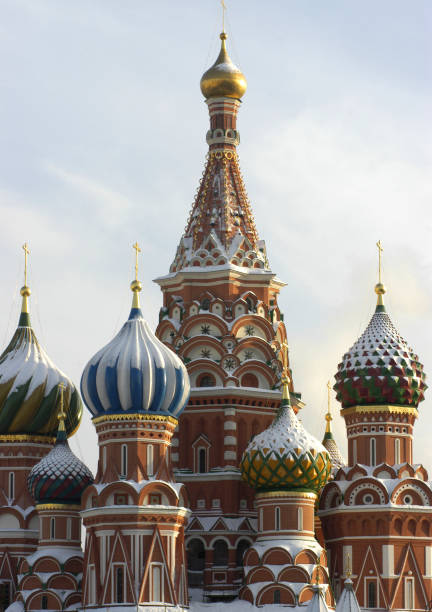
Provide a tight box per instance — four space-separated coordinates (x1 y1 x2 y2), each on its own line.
319 286 431 610
154 32 303 601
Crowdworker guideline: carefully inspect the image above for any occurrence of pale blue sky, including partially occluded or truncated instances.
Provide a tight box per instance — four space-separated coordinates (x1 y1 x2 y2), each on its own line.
0 0 431 473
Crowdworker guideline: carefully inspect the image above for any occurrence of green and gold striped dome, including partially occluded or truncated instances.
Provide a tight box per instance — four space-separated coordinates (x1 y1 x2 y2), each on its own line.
241 379 331 493
0 285 82 439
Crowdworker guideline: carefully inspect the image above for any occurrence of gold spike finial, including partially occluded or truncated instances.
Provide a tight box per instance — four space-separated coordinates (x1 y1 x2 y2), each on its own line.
20 242 31 314
280 341 291 401
57 382 67 432
130 242 142 309
346 553 352 578
325 380 333 433
221 0 227 33
374 240 386 306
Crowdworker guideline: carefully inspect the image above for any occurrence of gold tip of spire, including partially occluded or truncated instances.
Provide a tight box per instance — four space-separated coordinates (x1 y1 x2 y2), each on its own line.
57 382 67 433
375 240 386 306
20 242 31 314
131 242 142 309
326 380 333 433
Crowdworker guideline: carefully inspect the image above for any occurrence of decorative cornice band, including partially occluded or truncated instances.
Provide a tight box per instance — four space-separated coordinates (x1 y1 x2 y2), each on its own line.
341 405 418 417
256 490 317 500
37 503 81 511
0 434 55 444
92 413 178 426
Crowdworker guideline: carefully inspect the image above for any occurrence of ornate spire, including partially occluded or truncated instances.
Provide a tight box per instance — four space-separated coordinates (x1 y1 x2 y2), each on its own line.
19 242 31 327
322 381 346 471
375 239 386 311
130 241 142 312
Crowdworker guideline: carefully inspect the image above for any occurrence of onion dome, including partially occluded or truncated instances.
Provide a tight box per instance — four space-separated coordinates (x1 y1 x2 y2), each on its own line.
200 32 247 100
241 375 331 493
28 387 93 505
334 282 427 409
81 253 190 420
0 261 82 438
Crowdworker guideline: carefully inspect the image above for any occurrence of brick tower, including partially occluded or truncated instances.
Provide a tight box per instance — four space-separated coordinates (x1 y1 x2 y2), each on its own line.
0 248 82 610
154 29 302 601
12 386 93 611
80 252 191 610
319 250 431 610
239 370 334 608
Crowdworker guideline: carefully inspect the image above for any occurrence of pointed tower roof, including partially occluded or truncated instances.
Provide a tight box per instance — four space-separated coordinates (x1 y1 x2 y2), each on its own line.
81 244 190 420
0 245 82 438
334 245 427 408
166 31 272 277
322 381 346 470
28 383 93 505
306 584 331 612
335 577 361 612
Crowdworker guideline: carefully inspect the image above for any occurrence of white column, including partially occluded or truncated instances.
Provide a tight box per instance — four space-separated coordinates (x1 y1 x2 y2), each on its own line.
382 545 394 578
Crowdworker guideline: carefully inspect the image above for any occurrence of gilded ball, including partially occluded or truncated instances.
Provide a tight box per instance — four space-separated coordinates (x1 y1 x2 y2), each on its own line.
374 283 386 295
130 280 142 293
20 285 31 297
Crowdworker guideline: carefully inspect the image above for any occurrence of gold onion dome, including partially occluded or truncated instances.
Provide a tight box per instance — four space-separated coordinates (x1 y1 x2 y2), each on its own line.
241 377 331 493
0 277 82 439
200 32 247 100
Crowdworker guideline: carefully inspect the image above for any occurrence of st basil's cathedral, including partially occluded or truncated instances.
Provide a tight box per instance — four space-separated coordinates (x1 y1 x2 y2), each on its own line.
0 17 430 612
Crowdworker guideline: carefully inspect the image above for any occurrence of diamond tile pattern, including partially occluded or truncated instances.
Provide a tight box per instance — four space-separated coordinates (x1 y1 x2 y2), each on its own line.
334 309 427 408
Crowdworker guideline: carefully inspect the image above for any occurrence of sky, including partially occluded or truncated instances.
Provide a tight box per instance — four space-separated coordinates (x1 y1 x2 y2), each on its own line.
0 0 431 476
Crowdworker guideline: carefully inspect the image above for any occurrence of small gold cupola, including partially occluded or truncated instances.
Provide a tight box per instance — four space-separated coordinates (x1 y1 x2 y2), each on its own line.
200 32 247 100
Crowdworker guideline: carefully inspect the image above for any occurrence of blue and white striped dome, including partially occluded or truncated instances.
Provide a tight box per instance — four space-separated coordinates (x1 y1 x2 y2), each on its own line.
81 304 190 420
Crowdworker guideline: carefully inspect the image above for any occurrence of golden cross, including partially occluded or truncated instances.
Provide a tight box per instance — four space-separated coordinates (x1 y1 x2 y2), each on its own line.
22 242 30 286
133 242 141 281
58 382 66 422
376 240 383 284
281 341 289 374
221 0 226 32
346 553 352 578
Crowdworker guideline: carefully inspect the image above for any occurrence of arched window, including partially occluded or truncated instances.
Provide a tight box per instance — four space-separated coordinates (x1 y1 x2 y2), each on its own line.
236 539 250 567
241 373 259 388
151 564 162 602
246 297 254 311
370 438 376 466
352 439 357 464
275 507 280 531
273 589 281 604
102 446 107 471
198 448 207 473
147 444 154 477
213 540 228 566
121 444 127 478
41 595 48 610
116 566 124 603
8 473 14 500
50 517 55 539
198 373 216 387
395 438 401 464
187 539 206 587
201 298 210 310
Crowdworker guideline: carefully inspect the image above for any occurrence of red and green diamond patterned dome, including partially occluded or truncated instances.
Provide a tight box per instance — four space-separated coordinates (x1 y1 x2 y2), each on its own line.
334 284 427 409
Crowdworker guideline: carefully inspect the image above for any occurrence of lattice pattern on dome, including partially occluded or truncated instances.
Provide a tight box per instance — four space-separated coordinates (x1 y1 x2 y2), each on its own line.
241 404 331 493
322 437 346 471
28 438 93 504
334 309 427 408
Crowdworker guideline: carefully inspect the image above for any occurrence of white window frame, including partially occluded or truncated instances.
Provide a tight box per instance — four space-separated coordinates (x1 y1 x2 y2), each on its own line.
121 444 128 478
196 446 208 473
147 444 154 477
111 563 126 604
395 438 401 464
365 577 379 609
404 576 414 609
8 472 14 499
275 506 280 531
370 437 377 466
150 562 164 603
